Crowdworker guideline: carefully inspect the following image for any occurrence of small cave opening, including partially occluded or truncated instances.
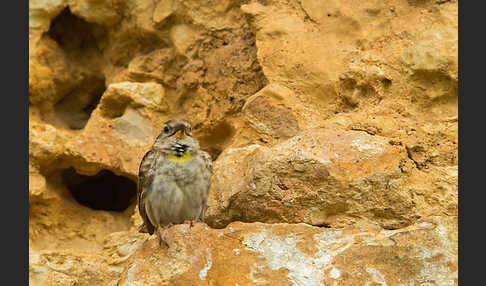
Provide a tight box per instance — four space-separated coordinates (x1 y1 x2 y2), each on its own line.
53 76 105 130
61 168 137 212
382 78 392 89
48 7 106 57
47 7 107 130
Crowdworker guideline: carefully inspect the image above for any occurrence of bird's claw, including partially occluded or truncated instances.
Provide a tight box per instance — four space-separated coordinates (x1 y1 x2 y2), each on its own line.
183 220 196 228
156 226 170 248
158 237 169 248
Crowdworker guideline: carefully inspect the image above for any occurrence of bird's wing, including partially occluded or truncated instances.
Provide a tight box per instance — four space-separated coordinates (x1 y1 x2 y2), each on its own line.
200 150 213 174
137 149 157 234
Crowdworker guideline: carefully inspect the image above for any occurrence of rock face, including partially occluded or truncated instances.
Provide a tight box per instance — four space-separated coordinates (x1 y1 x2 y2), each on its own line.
206 129 419 229
29 0 457 285
118 217 457 286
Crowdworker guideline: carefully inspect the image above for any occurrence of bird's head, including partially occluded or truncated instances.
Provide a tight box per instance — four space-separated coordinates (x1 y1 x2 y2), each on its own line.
153 120 200 157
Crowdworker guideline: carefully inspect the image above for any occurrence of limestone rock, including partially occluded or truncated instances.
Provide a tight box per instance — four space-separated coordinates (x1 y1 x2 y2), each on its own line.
153 0 174 25
206 129 416 229
111 108 156 147
118 217 457 286
407 165 458 218
29 120 70 173
29 36 72 105
173 0 242 31
125 48 175 83
29 231 146 286
54 81 169 177
241 0 349 120
99 81 168 118
402 26 458 78
242 84 301 141
169 24 201 57
29 163 51 205
66 0 122 26
29 0 65 32
28 0 458 285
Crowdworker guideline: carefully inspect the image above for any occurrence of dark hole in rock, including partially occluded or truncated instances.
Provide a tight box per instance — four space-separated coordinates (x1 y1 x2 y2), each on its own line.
54 76 105 129
314 223 331 228
62 168 137 212
48 7 106 130
382 78 392 89
48 7 105 56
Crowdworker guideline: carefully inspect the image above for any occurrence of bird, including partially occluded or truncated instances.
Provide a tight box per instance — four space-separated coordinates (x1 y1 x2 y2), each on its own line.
137 119 212 247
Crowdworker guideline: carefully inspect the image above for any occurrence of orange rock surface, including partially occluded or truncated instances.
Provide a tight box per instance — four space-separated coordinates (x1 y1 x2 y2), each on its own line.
29 0 457 285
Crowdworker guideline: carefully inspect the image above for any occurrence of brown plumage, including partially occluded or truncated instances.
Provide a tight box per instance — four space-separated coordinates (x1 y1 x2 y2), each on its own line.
137 120 212 247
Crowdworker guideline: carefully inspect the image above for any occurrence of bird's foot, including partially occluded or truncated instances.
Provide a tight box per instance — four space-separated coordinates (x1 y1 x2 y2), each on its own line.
138 223 149 233
183 220 197 228
156 226 169 248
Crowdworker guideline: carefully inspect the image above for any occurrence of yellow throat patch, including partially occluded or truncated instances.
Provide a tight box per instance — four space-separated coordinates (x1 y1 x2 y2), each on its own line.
167 153 193 163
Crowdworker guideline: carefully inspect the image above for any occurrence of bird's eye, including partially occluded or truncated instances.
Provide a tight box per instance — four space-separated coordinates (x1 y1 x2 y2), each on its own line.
163 126 170 133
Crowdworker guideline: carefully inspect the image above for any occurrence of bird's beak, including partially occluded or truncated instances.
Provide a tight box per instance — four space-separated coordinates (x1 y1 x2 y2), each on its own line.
173 125 187 139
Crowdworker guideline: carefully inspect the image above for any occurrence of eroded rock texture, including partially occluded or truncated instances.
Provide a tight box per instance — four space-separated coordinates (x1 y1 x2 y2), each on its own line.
29 0 457 285
118 217 457 286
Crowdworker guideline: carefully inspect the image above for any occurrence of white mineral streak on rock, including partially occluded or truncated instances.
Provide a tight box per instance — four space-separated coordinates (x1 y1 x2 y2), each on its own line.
244 228 355 285
199 248 213 280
